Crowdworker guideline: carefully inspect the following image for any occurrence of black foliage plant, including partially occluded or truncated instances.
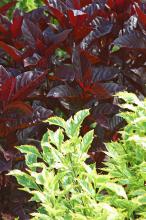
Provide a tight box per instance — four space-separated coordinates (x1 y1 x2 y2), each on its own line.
0 0 146 218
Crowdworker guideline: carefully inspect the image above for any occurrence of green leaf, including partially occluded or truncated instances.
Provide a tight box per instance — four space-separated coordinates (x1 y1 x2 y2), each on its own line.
49 128 64 148
9 170 39 190
116 92 142 106
136 194 146 205
78 179 95 196
47 116 65 128
90 122 97 129
31 172 45 185
41 131 49 144
81 130 94 153
31 190 46 203
95 203 123 220
65 117 77 137
94 175 110 185
73 109 90 127
71 213 87 220
65 109 90 137
111 45 120 53
104 182 127 199
31 213 50 220
17 145 41 157
129 135 146 149
25 153 37 171
139 162 146 180
119 103 137 111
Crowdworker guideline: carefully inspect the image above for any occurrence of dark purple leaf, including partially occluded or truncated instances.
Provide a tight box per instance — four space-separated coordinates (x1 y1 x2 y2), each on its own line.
103 82 124 94
67 9 89 27
23 53 41 68
47 84 78 98
0 41 22 62
24 6 48 24
12 70 47 101
0 156 12 172
0 66 11 88
72 46 82 80
92 66 120 82
0 77 16 102
22 19 42 47
55 64 75 81
113 30 146 50
10 10 23 38
108 115 124 132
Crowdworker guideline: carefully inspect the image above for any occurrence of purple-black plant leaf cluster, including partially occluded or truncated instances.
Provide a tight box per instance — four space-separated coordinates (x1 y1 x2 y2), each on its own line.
0 0 146 218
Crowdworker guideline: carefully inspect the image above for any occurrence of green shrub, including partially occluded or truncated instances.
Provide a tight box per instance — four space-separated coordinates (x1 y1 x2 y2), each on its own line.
16 0 43 11
10 92 146 219
0 0 43 12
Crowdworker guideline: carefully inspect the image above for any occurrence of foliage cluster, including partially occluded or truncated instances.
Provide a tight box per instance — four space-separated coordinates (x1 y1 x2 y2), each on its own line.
0 0 43 12
11 92 146 220
0 0 146 217
16 0 43 12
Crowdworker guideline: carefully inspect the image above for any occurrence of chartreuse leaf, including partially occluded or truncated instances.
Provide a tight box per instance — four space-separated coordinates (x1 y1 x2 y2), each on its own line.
48 128 64 148
93 175 110 187
46 116 65 129
81 130 94 153
73 109 90 127
9 170 39 190
139 162 146 180
111 45 120 53
137 194 146 205
31 213 50 220
104 182 127 199
94 203 124 220
116 91 142 106
31 191 46 203
41 131 49 144
65 109 90 138
16 145 41 157
25 153 38 171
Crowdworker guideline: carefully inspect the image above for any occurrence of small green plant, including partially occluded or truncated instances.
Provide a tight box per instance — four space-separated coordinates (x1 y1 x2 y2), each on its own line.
0 0 43 12
10 92 146 219
16 0 43 11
